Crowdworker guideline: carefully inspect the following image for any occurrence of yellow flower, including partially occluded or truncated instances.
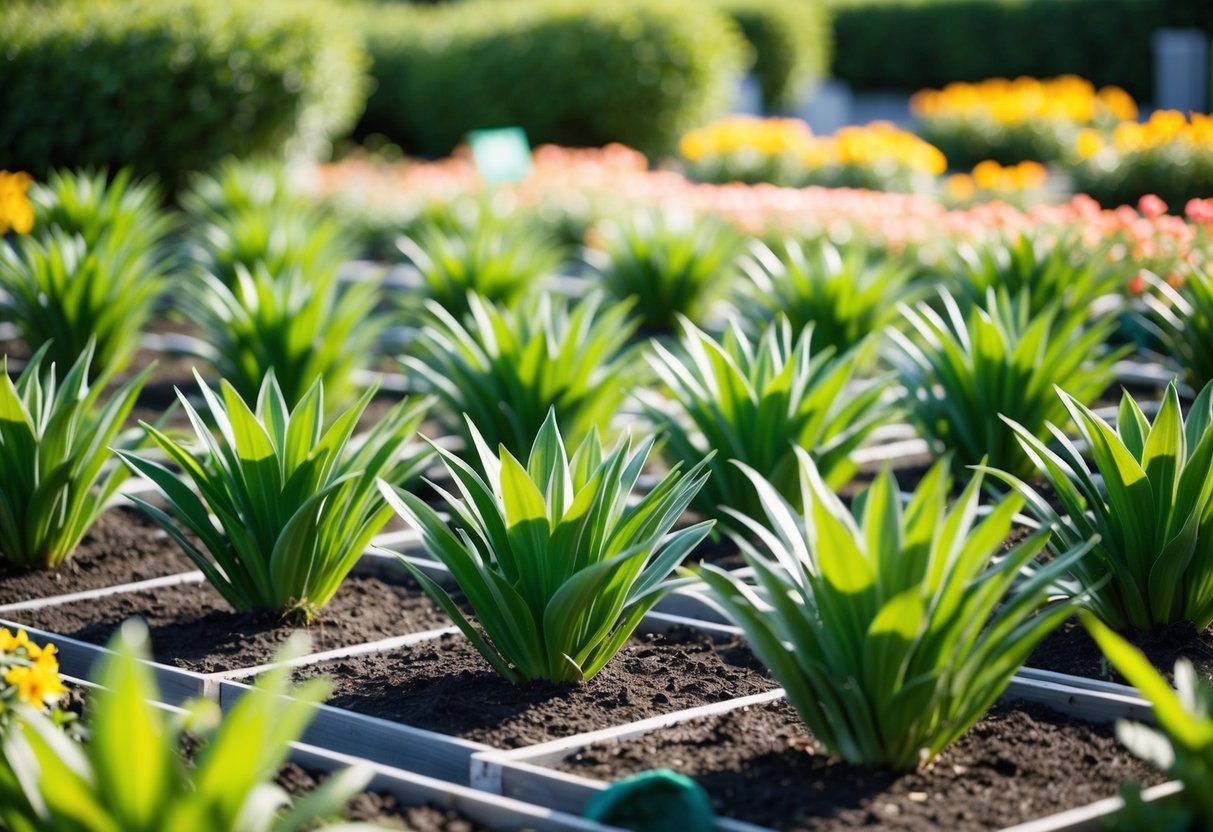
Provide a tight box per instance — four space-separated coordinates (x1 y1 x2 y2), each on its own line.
4 658 67 708
911 75 1137 128
946 173 977 201
0 171 34 235
0 628 30 654
1075 128 1105 160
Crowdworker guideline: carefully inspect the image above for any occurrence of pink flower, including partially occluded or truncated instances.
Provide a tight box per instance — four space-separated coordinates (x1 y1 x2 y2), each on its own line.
1138 194 1168 218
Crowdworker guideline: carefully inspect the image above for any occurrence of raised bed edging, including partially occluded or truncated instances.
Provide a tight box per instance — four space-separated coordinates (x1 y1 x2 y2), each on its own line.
468 681 1158 832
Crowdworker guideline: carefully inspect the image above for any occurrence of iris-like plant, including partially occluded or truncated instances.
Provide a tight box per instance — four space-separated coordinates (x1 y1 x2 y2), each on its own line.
738 237 925 358
1142 267 1213 391
405 291 636 465
643 316 890 529
0 228 168 375
380 411 714 683
396 217 565 319
586 208 745 333
0 620 375 830
0 342 150 570
29 167 176 258
888 289 1124 478
1 168 175 375
182 159 354 290
119 373 430 622
1085 612 1213 829
987 381 1213 632
696 452 1092 769
946 232 1129 318
180 261 383 410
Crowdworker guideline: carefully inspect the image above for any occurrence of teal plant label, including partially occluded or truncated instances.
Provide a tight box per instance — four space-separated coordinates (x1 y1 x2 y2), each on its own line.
468 127 533 184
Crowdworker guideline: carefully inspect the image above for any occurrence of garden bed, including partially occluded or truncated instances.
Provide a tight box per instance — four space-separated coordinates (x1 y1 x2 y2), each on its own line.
507 696 1165 831
6 572 451 673
0 507 195 606
287 627 775 749
1029 618 1213 686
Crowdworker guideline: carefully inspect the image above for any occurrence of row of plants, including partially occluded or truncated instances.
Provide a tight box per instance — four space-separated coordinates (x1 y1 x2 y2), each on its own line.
912 76 1213 207
4 165 1213 827
313 143 1211 289
5 366 1213 826
677 76 1211 208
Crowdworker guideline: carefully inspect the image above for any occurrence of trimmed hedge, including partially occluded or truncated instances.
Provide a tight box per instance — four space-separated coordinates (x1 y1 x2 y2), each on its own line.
829 0 1165 100
359 0 750 157
711 0 832 111
0 0 368 186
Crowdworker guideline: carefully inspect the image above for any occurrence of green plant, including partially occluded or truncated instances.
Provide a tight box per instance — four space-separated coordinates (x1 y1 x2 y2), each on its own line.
945 231 1130 319
0 210 169 374
0 342 150 570
695 452 1092 769
0 0 368 185
183 159 354 290
887 289 1124 478
119 373 431 622
180 261 382 410
643 316 890 529
1142 267 1213 392
738 237 925 357
987 381 1213 632
379 411 714 683
0 619 375 830
709 0 830 111
396 216 565 318
587 209 745 333
1085 612 1213 829
29 168 176 259
358 0 749 156
404 291 637 465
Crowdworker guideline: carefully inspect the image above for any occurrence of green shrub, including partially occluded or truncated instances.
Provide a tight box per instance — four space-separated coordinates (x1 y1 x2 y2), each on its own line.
358 0 749 156
0 0 368 186
828 0 1162 101
709 0 831 111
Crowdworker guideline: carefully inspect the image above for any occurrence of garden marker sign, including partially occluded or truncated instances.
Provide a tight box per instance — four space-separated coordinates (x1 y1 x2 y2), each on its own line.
468 126 533 184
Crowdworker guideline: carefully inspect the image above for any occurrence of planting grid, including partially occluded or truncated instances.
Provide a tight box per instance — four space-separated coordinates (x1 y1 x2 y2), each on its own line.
0 239 1197 830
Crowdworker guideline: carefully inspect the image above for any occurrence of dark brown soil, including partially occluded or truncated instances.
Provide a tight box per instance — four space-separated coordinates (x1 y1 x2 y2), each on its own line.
276 763 489 831
556 697 1166 831
1028 617 1213 684
294 628 774 748
0 508 196 606
10 574 451 673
